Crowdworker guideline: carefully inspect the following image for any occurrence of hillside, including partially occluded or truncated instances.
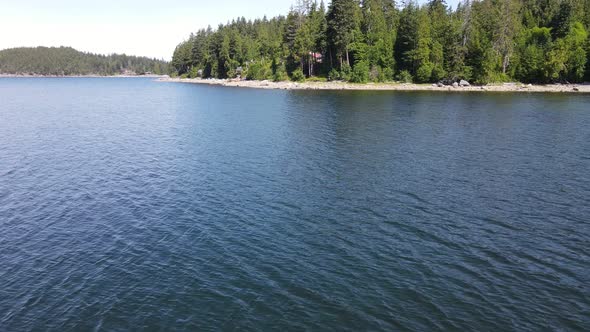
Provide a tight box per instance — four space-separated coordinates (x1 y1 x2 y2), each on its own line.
0 47 169 76
172 0 590 84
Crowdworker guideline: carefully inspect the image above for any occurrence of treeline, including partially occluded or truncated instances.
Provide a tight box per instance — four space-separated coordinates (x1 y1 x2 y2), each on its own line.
172 0 590 84
0 47 169 76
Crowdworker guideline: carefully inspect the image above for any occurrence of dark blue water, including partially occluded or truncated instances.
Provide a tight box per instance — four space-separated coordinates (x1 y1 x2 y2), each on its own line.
1 78 589 331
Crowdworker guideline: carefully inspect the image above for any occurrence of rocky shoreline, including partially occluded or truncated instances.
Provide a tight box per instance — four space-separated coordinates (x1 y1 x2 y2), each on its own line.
159 77 590 93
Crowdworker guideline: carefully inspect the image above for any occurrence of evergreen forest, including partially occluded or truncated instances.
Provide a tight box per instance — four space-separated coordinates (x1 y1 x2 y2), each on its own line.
171 0 590 84
0 47 168 76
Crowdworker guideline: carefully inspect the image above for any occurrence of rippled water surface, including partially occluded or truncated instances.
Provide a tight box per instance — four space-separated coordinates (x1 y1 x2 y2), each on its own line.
1 78 589 331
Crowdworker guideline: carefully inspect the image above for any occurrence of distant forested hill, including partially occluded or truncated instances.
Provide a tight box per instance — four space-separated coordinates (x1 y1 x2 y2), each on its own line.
0 47 169 76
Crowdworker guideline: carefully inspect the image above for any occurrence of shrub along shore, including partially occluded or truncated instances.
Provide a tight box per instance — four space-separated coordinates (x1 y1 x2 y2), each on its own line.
159 77 590 93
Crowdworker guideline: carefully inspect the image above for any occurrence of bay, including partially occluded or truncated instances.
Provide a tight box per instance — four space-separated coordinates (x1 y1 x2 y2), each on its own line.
1 78 589 331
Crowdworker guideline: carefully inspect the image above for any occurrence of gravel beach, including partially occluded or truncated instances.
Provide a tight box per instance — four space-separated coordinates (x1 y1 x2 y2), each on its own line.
159 77 590 93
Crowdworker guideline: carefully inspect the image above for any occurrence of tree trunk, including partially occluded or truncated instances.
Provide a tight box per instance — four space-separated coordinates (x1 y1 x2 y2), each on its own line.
329 49 333 69
346 46 350 67
502 54 509 74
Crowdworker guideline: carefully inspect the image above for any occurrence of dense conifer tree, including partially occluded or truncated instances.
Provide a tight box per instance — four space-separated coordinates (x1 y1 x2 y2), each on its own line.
0 47 168 76
169 0 590 84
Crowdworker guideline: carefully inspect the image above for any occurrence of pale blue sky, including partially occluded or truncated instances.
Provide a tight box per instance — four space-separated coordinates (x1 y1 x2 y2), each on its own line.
0 0 460 60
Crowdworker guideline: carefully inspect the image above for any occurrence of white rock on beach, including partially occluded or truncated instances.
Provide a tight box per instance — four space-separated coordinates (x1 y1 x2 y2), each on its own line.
157 77 590 93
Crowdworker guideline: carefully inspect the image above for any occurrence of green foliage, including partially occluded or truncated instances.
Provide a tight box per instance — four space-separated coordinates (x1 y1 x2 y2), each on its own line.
272 60 289 82
306 76 328 82
188 67 200 78
397 70 413 83
382 67 394 82
515 27 553 82
290 68 306 81
340 63 352 81
544 21 588 82
168 0 590 84
430 41 445 81
369 65 382 82
395 3 419 74
350 61 370 83
362 0 395 73
246 60 273 81
0 47 169 76
328 68 340 81
416 62 434 83
327 0 361 68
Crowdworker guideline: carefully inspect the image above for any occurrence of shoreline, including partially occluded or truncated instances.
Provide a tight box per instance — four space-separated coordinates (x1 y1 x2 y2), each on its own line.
0 74 168 78
159 77 590 93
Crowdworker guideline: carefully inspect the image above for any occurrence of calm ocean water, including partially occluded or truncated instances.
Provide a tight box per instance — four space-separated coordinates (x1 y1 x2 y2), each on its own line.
1 78 589 331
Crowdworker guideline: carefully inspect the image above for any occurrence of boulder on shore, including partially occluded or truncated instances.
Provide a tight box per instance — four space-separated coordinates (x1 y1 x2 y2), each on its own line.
452 82 459 88
459 79 470 87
